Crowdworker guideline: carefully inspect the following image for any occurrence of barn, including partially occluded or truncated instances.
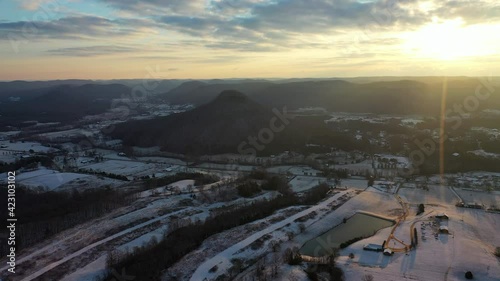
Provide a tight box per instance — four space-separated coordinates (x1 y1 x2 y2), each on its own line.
439 225 449 234
435 213 449 220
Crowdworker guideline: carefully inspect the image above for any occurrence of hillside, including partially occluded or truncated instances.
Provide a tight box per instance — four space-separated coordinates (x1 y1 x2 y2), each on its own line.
108 90 353 155
0 83 130 124
162 78 500 115
162 81 274 105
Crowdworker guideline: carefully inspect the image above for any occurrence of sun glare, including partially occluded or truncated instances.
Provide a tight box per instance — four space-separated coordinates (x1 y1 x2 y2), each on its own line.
403 18 497 61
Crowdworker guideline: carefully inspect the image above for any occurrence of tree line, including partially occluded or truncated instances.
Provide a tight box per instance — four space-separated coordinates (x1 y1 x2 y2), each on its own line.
0 186 135 255
101 180 332 280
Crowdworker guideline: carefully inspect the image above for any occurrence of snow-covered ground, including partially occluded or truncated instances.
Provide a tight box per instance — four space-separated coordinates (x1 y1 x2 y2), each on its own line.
82 159 157 177
331 161 375 175
339 179 369 190
4 168 499 281
288 176 324 192
0 153 18 164
194 163 256 172
37 129 87 140
189 191 354 281
287 166 322 176
399 184 460 206
139 179 196 197
0 141 58 153
338 198 500 281
0 168 108 191
136 156 186 165
60 255 107 281
17 172 89 190
217 184 498 281
468 149 500 159
454 188 500 207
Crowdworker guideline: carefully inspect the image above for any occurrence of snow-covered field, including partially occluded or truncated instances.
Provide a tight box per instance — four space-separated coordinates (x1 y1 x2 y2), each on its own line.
189 191 357 281
468 149 500 159
399 184 460 206
338 198 500 281
287 166 322 176
0 141 58 153
4 169 499 281
454 188 500 207
195 163 256 172
340 179 369 190
137 156 186 165
82 159 157 177
17 172 89 190
38 129 87 139
331 161 375 174
288 176 323 192
0 168 111 190
190 184 499 281
0 153 19 164
265 165 323 176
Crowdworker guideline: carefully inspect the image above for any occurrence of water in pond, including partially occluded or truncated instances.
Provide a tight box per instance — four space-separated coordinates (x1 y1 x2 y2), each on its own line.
300 213 394 256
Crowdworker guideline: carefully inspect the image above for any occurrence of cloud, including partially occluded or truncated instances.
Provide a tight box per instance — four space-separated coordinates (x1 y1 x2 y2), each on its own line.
18 0 56 11
46 45 139 56
3 0 500 55
99 0 206 14
151 0 431 52
204 41 282 52
0 15 153 40
432 0 500 24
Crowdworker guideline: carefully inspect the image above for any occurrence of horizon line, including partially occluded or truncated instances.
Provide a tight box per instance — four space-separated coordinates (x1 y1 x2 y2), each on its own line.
1 75 497 83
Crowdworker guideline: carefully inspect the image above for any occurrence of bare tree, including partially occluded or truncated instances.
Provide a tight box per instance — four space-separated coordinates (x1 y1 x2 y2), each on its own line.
269 240 280 252
362 274 374 281
298 223 306 233
271 252 281 277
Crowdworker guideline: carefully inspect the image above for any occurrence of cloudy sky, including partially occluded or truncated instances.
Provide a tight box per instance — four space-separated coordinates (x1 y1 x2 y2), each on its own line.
1 0 500 80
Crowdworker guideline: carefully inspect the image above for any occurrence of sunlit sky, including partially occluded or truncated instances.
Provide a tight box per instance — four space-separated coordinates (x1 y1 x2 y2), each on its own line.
1 0 500 80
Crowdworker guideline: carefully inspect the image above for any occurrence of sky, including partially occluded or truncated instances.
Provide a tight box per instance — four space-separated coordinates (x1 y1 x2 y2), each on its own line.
0 0 500 80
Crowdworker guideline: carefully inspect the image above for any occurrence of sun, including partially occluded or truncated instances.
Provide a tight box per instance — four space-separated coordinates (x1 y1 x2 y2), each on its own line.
403 18 496 61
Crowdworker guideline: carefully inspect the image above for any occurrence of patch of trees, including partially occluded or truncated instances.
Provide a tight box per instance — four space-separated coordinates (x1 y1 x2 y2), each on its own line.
322 168 349 179
248 168 269 180
304 254 344 281
495 247 500 258
465 271 473 279
0 155 53 173
261 176 290 194
408 137 500 174
301 183 330 205
243 170 292 195
417 203 425 215
144 172 219 190
237 181 261 197
0 187 134 255
78 169 128 181
367 176 375 187
103 193 299 280
283 246 302 265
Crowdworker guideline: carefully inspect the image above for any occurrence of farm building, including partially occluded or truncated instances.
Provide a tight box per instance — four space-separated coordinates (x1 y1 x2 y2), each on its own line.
435 213 449 220
383 249 394 256
363 244 384 252
439 225 449 234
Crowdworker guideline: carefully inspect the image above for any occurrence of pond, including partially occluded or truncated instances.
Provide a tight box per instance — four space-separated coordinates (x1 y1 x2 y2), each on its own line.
300 213 394 257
